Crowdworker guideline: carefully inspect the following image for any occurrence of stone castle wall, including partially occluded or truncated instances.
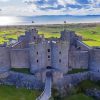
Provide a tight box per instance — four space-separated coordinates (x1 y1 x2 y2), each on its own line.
89 48 100 71
0 71 44 90
29 42 48 73
90 71 100 81
69 50 89 69
51 41 69 73
0 47 10 68
10 48 30 68
56 72 90 92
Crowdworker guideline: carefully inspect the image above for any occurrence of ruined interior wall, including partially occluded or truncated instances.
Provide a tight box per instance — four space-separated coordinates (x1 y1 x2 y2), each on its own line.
0 47 10 68
69 51 89 69
10 49 30 68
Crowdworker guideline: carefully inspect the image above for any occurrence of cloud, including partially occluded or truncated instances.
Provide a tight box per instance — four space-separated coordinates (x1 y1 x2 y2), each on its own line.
24 0 100 10
0 0 100 16
0 0 10 2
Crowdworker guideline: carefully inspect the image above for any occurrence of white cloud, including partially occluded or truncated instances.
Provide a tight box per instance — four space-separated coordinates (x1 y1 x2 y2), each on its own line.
0 0 10 2
0 0 100 16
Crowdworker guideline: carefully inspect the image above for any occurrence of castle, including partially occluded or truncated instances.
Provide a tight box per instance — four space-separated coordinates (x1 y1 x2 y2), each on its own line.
0 28 100 73
0 28 100 99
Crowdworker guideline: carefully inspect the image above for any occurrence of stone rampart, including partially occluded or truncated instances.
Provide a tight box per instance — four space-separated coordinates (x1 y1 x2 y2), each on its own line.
89 48 100 71
10 49 30 68
69 51 89 69
0 47 10 68
0 71 44 90
56 72 90 90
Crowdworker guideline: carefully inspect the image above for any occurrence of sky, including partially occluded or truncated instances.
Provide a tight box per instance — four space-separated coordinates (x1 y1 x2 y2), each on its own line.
0 0 100 16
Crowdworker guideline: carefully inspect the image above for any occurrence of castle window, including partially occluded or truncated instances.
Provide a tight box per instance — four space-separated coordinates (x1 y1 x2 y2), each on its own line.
37 60 39 63
37 52 38 55
48 55 50 58
59 51 61 54
48 49 50 52
34 36 36 40
59 59 61 63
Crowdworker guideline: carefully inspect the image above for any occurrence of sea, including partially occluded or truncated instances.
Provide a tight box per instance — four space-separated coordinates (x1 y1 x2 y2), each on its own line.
0 15 100 26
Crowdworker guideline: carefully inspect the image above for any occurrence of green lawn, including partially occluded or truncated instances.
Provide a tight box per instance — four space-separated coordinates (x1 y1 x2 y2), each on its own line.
68 69 88 74
0 28 25 44
64 93 94 100
37 25 100 46
11 68 30 74
77 80 100 92
0 85 40 100
83 41 100 47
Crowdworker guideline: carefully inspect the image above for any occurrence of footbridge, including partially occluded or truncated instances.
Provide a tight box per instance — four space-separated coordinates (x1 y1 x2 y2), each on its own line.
36 71 52 100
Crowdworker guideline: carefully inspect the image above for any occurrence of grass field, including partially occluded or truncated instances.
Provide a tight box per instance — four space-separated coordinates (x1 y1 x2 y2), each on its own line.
63 80 99 100
64 93 93 100
0 85 93 100
0 85 40 100
0 24 100 46
0 28 25 44
68 69 88 74
37 24 100 46
11 68 30 74
0 80 96 100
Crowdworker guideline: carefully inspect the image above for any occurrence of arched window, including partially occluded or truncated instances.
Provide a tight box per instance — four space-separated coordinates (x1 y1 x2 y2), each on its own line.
37 60 39 63
59 51 61 54
48 49 50 52
34 36 36 40
59 59 61 63
48 55 50 58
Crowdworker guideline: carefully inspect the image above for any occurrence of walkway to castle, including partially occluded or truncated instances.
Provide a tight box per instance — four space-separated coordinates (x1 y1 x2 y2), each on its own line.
36 71 52 100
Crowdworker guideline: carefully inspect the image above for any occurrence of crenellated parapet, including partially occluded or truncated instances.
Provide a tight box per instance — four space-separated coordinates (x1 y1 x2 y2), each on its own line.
89 47 100 71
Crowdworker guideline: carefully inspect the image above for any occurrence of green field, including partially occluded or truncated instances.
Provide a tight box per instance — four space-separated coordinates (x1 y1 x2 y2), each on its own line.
0 85 40 100
64 93 93 100
11 68 30 74
0 85 93 100
68 69 88 74
0 28 25 44
0 24 100 46
37 24 100 46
